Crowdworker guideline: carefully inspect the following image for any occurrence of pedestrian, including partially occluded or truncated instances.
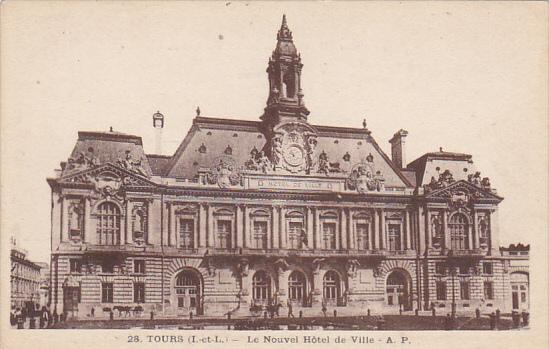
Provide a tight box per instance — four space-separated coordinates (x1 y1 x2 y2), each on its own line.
16 308 24 329
321 303 327 318
90 307 95 318
287 299 294 318
489 312 496 330
10 308 16 326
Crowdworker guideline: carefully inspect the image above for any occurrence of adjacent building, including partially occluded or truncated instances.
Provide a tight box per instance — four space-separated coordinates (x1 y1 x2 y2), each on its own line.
47 16 529 318
10 238 42 310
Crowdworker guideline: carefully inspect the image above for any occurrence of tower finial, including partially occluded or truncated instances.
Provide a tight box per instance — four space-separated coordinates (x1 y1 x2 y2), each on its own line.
277 14 292 41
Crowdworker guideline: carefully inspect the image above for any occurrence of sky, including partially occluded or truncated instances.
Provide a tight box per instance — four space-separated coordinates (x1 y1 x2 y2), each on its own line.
1 2 547 264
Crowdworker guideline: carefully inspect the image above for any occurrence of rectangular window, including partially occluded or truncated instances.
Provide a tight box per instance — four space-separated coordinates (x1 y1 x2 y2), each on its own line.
322 222 337 249
484 281 494 300
387 223 402 251
356 223 370 250
101 283 114 303
102 260 114 273
133 260 145 274
216 220 232 249
483 263 493 275
460 281 470 300
288 221 304 249
179 219 194 248
459 265 469 275
435 263 446 275
133 283 145 303
252 221 268 249
69 259 82 273
436 281 447 300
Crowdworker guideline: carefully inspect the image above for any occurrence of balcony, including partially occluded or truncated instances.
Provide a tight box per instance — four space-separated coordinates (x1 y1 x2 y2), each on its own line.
206 247 395 258
444 248 487 259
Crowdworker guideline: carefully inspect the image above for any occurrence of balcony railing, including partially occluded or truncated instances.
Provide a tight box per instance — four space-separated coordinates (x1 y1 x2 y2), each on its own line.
444 248 486 258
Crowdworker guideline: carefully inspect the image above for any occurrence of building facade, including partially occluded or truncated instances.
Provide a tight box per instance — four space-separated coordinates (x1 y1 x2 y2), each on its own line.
10 238 42 310
47 16 528 318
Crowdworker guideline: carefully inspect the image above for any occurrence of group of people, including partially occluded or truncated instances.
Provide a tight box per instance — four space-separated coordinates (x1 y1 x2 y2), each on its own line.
10 305 60 329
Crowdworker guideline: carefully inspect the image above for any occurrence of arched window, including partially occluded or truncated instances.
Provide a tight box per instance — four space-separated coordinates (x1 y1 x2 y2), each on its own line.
449 213 469 250
96 202 121 245
288 271 306 302
323 271 341 302
252 271 271 303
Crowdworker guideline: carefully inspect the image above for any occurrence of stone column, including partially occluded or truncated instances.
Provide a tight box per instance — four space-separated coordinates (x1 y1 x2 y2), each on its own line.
147 201 153 245
405 210 411 250
84 197 91 244
207 204 214 248
236 205 243 248
380 209 386 250
272 206 279 249
169 203 176 247
490 209 500 255
314 208 321 249
348 209 356 250
443 210 450 250
61 196 68 242
306 207 314 250
340 208 349 250
473 210 479 249
198 204 206 248
425 209 431 250
373 209 380 249
279 207 286 249
243 205 250 248
266 210 272 250
232 207 238 249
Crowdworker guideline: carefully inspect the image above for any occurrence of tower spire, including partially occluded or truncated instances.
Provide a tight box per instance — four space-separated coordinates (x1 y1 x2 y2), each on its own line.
262 15 309 125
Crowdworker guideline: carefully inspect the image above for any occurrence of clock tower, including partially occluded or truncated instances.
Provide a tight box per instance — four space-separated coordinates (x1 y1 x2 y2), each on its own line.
261 15 317 174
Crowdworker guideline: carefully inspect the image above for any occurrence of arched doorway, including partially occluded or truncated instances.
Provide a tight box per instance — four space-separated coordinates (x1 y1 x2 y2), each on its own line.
323 271 344 306
288 270 307 306
174 269 203 315
386 270 412 311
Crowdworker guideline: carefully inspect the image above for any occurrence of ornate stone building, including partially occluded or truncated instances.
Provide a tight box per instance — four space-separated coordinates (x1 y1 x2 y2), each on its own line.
48 16 528 318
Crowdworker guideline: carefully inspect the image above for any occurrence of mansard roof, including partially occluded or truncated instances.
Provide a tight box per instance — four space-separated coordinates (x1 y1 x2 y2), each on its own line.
62 130 153 177
407 149 476 187
164 115 413 188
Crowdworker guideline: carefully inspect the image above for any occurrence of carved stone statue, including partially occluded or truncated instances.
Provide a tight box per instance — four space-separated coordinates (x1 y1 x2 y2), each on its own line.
271 134 283 166
424 169 456 192
118 150 148 177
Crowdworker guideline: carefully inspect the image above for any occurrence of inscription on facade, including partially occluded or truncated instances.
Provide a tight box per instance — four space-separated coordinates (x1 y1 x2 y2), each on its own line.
246 177 342 191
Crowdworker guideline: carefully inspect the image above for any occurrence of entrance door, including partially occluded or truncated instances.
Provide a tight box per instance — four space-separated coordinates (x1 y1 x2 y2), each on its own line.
386 270 411 311
175 270 202 315
512 290 519 310
63 287 81 316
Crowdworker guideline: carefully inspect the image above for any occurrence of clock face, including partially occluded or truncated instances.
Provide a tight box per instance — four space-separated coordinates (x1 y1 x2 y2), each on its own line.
284 145 304 167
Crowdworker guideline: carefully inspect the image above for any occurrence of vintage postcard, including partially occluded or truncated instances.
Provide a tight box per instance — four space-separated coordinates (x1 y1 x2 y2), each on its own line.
1 1 547 349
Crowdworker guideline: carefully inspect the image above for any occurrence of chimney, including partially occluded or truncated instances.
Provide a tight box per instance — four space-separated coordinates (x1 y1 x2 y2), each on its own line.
389 129 408 169
152 111 165 154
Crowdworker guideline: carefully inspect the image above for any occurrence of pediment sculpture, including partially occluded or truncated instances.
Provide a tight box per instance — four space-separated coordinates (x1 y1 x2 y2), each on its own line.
346 160 385 193
117 150 149 177
65 147 101 173
467 171 492 191
206 156 241 188
424 169 455 192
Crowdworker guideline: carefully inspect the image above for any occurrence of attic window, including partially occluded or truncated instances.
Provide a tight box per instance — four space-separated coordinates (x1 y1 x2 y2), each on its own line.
257 134 263 139
198 143 207 153
357 141 362 146
233 133 238 137
193 161 199 166
207 131 212 136
334 140 339 144
224 145 233 155
436 167 441 171
463 168 468 173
